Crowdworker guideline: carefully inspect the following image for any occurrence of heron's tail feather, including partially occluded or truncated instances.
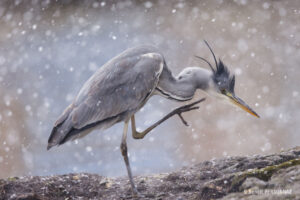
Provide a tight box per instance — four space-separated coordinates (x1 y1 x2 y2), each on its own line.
47 104 74 150
47 104 123 150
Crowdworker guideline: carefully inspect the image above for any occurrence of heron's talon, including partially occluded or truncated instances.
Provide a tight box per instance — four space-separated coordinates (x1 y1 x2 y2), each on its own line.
187 106 199 111
178 113 189 126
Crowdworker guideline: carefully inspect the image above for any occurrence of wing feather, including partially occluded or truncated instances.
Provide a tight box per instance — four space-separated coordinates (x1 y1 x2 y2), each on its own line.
48 46 164 148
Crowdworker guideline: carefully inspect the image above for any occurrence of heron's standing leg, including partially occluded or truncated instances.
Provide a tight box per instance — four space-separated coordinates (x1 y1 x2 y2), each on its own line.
120 120 138 195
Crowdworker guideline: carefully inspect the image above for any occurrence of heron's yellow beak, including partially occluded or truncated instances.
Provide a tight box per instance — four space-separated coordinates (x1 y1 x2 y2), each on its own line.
226 92 260 118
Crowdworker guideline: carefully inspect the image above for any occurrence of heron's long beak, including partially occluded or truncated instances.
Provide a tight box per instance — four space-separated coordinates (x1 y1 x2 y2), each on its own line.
226 92 260 118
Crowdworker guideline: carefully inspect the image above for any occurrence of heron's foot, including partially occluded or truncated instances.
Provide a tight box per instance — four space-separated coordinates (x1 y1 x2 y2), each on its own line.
173 98 206 126
130 98 206 140
131 187 144 198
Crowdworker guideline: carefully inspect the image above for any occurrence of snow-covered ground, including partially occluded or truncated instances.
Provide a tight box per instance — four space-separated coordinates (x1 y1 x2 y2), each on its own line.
0 0 299 178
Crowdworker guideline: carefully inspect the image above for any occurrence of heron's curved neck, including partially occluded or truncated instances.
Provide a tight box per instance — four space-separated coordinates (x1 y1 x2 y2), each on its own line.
156 67 212 101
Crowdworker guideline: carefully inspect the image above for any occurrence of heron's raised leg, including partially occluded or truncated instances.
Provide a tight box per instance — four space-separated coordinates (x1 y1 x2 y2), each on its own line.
131 98 205 139
120 120 139 195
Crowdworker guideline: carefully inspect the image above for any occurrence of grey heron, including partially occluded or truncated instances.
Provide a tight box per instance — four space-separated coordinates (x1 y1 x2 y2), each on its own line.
47 41 259 195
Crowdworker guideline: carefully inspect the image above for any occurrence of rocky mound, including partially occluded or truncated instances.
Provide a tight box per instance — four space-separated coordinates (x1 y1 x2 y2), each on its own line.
1 147 299 200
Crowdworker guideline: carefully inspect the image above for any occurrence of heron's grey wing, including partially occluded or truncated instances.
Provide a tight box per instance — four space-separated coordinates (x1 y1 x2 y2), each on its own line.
72 53 164 129
48 52 164 148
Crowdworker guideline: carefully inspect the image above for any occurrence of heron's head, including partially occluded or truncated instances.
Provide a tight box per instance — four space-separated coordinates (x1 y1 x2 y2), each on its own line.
196 41 260 118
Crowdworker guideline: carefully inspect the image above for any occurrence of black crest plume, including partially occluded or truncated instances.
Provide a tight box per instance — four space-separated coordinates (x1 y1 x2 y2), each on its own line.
195 40 236 93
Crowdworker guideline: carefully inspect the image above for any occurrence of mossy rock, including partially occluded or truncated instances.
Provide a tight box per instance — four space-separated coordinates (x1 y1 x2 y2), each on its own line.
230 158 300 191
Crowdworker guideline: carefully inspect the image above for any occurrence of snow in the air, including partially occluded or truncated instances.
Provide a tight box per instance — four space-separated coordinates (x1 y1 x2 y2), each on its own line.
0 0 299 178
